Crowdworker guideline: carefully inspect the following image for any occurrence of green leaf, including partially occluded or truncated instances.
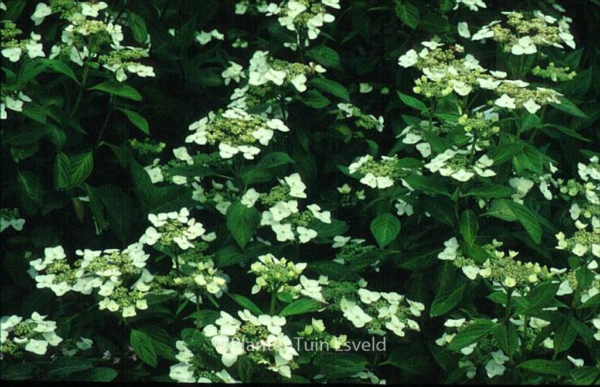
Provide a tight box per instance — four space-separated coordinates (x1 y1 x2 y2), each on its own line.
130 329 158 368
397 91 427 112
226 201 260 249
17 170 43 207
96 184 139 245
570 366 600 385
463 183 514 199
309 78 350 102
515 281 559 315
88 81 143 101
493 324 519 356
117 108 149 135
301 89 331 109
370 213 401 249
86 368 118 382
517 359 570 377
382 346 430 375
447 320 497 351
305 46 341 69
229 294 263 316
0 363 35 380
39 58 78 83
542 124 590 142
430 283 467 317
459 209 478 247
314 353 368 379
550 96 587 118
487 142 525 165
20 103 48 123
553 318 577 354
47 357 93 379
70 152 94 187
279 299 324 316
439 0 456 12
402 174 449 196
128 11 148 43
54 152 71 190
520 113 541 134
258 152 295 168
395 1 420 29
418 12 450 33
485 199 542 244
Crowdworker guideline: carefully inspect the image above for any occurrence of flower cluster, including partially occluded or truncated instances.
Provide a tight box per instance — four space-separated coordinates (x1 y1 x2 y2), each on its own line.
438 238 559 290
337 103 385 133
1 312 62 357
1 22 45 62
28 243 153 318
29 1 154 81
0 208 25 232
140 208 207 250
170 339 239 383
254 173 332 243
203 310 299 378
249 253 306 294
472 10 576 54
185 108 290 160
241 1 339 50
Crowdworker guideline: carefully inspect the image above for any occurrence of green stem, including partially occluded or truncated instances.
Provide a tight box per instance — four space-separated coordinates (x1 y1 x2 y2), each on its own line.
195 294 201 330
95 96 114 148
270 292 277 315
70 63 90 118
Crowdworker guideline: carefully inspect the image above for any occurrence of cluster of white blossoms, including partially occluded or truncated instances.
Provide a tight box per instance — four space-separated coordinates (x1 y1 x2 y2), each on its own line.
250 253 328 302
339 287 424 338
27 1 154 82
471 10 576 54
169 339 239 383
0 24 46 63
1 312 63 357
438 238 560 291
252 173 332 244
236 1 339 50
194 29 225 45
29 243 154 318
140 208 207 250
424 147 496 183
337 103 385 133
247 50 311 93
203 310 299 378
0 208 25 232
348 155 398 189
398 39 563 113
436 318 516 380
185 108 290 160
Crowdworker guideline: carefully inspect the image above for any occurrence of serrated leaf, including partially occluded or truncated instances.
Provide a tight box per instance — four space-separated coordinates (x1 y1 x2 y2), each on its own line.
459 209 478 246
226 201 260 249
517 359 570 376
395 1 420 29
309 78 350 102
397 91 427 112
229 294 263 316
493 324 519 356
69 151 94 187
39 58 78 83
86 368 118 382
301 89 331 109
463 184 514 199
305 46 341 69
117 108 149 135
130 329 158 368
370 213 401 249
550 96 587 118
279 299 323 316
485 199 542 244
128 11 148 43
258 152 295 168
430 283 467 317
47 357 93 379
89 81 143 101
447 320 496 351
